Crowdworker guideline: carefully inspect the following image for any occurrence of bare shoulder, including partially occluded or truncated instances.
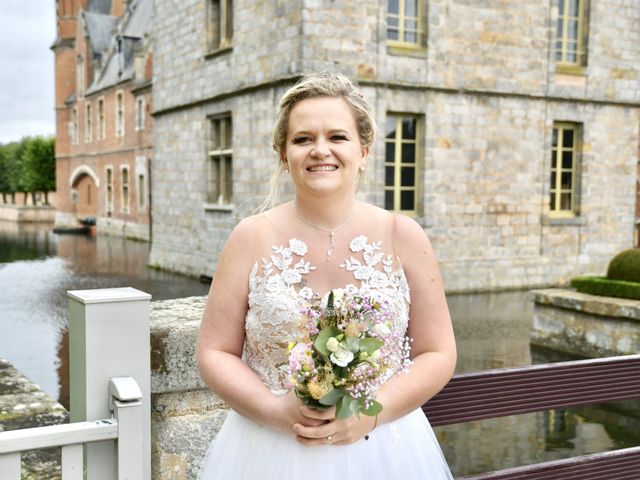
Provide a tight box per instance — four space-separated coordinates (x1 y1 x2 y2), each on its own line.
391 214 436 269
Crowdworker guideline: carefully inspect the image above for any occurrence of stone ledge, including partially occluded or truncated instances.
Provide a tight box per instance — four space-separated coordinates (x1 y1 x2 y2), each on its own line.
531 288 640 321
150 296 207 394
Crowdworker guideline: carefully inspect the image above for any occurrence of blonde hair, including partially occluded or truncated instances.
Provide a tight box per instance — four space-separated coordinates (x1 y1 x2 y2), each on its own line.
260 72 376 211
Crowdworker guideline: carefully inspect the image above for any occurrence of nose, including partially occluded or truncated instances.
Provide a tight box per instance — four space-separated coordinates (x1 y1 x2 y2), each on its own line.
310 138 330 158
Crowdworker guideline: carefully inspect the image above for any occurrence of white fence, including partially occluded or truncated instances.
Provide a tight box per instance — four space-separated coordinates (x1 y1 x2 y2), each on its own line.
0 287 151 480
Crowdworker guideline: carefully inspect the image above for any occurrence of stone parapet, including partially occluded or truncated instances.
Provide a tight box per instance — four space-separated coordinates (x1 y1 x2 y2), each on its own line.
0 205 56 223
150 295 226 480
531 288 640 357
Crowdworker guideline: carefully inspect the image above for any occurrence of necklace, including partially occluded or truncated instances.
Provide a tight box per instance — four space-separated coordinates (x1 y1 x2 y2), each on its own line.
294 204 356 261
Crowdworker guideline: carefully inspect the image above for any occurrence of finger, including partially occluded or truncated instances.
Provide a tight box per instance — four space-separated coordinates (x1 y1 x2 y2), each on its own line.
300 405 335 420
295 434 344 447
296 417 327 428
292 422 331 440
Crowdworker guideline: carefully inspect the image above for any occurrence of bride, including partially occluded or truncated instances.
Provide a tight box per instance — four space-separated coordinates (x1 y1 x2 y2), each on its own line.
196 72 456 479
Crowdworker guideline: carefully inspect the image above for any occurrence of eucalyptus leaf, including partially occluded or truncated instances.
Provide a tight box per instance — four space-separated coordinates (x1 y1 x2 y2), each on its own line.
336 394 354 420
345 336 360 353
361 399 383 416
359 338 383 354
319 388 343 406
314 326 341 356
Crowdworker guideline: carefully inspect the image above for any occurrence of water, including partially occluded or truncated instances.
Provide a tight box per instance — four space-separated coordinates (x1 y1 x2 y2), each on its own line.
1 221 638 476
0 220 210 401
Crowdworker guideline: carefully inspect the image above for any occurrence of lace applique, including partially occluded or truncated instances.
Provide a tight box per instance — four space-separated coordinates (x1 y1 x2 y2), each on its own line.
244 236 410 394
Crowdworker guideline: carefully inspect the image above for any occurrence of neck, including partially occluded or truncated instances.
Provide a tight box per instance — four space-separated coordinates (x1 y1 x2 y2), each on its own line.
293 196 358 230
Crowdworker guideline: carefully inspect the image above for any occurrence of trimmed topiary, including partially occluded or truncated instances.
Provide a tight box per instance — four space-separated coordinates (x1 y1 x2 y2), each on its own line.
607 248 640 283
571 276 640 300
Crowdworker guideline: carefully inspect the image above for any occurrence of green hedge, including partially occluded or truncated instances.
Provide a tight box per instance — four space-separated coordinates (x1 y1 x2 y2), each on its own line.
607 248 640 283
570 276 640 300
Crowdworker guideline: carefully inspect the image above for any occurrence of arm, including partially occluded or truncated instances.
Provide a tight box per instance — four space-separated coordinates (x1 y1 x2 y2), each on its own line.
294 214 456 445
196 217 324 435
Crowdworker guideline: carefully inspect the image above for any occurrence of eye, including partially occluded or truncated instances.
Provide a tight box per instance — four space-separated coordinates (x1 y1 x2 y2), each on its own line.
292 136 311 144
331 134 348 141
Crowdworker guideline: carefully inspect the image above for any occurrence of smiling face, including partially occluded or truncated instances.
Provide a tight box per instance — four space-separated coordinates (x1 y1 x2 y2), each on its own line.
283 96 369 199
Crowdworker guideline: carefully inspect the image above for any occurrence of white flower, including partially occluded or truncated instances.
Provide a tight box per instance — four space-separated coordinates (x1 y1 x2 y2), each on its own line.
282 269 302 285
349 235 368 252
354 265 373 281
326 337 340 352
373 323 391 336
289 239 307 256
330 348 354 367
370 349 382 362
298 287 314 300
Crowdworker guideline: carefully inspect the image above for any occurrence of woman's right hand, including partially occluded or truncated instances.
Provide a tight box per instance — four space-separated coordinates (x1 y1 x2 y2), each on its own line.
269 391 329 437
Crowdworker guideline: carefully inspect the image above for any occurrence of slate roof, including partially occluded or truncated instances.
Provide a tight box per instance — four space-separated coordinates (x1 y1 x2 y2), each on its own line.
83 12 118 58
86 0 152 95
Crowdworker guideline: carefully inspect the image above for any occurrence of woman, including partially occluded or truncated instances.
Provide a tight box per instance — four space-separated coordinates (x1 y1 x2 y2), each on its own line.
196 72 455 479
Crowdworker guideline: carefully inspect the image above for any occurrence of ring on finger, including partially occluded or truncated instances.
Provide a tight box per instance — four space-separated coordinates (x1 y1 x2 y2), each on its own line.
326 435 333 445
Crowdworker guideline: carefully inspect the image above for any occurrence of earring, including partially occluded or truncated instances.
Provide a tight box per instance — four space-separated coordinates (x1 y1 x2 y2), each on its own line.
284 165 289 173
359 165 365 172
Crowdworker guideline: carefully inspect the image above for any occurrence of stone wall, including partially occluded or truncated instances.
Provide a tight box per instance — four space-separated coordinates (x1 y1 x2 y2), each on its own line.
150 296 225 480
531 289 640 357
150 0 640 290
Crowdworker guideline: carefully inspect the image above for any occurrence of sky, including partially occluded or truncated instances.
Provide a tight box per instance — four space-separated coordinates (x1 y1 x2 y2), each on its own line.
0 1 56 144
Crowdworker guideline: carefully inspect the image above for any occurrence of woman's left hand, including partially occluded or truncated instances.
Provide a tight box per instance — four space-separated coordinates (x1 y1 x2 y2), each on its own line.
293 405 377 446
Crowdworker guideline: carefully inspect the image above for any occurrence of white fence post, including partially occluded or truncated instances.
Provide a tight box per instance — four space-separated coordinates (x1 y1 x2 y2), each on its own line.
67 287 151 480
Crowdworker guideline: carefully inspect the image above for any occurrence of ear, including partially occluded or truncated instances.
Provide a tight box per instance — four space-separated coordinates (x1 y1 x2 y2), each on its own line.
360 146 370 169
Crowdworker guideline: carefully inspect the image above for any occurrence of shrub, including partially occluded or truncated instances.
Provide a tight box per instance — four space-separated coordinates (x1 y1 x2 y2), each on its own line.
607 248 640 283
571 276 640 301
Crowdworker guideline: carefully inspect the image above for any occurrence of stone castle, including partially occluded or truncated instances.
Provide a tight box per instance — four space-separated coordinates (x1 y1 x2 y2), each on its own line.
56 0 640 291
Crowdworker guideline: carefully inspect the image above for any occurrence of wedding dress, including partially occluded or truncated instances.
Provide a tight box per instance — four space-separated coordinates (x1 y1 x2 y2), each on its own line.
197 234 453 479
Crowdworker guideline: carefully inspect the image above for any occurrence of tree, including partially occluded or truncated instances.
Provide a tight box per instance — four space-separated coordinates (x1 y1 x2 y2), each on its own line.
21 136 56 205
0 141 25 204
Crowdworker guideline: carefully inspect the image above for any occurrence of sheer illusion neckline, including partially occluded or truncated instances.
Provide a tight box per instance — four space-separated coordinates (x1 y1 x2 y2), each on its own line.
248 235 409 304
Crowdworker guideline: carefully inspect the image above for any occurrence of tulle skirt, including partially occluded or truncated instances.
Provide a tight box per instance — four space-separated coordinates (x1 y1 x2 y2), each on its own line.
197 408 453 479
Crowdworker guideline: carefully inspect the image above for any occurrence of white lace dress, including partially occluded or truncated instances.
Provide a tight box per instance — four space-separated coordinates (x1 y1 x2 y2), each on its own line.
197 236 453 479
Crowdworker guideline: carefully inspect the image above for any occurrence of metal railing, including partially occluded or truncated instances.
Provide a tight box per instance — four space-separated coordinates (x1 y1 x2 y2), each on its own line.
425 354 640 479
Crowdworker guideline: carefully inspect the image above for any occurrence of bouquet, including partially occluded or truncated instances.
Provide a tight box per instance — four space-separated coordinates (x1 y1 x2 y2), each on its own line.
286 288 412 419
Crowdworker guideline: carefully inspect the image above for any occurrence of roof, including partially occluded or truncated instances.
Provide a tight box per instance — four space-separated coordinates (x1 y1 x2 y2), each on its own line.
83 12 118 58
86 0 152 95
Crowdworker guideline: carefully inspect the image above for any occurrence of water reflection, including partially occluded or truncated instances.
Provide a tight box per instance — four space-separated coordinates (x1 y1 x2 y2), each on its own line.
0 221 210 403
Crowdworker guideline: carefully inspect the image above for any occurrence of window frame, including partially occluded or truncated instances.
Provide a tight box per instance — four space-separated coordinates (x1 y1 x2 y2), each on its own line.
120 165 130 214
71 107 78 145
115 90 125 138
206 0 233 55
555 0 589 74
97 97 105 140
105 166 114 214
135 96 145 131
387 0 427 53
384 113 421 216
84 103 92 143
206 113 233 208
549 121 581 218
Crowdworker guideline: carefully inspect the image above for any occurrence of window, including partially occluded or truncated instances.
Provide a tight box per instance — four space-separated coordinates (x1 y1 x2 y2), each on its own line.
387 0 425 49
106 167 114 214
137 172 146 211
207 114 233 205
555 0 589 70
384 115 419 214
97 97 105 140
208 0 233 52
116 91 124 137
135 96 145 131
71 107 78 145
85 103 92 143
121 166 130 214
550 122 581 217
77 55 84 97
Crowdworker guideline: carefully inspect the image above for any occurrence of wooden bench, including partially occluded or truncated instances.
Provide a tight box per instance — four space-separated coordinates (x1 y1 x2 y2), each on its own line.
424 354 640 479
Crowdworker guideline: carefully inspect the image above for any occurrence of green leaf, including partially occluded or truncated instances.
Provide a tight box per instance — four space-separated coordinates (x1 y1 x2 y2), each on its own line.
349 398 361 416
359 338 383 354
314 327 341 356
336 394 354 420
361 399 383 416
345 336 360 353
319 388 343 406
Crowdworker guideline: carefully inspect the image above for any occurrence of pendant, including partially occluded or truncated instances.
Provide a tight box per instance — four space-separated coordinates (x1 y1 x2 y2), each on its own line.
326 231 335 261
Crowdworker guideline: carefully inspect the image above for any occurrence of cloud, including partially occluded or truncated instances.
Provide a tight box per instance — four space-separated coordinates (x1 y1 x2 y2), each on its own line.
0 1 56 143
